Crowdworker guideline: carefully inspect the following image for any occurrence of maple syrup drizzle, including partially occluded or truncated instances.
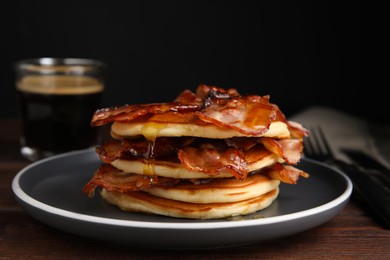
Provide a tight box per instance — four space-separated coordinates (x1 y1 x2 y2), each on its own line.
142 140 156 175
141 122 165 175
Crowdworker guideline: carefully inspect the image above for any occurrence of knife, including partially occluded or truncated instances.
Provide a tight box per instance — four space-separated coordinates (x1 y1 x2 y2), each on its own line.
341 148 390 187
333 159 390 229
342 148 390 172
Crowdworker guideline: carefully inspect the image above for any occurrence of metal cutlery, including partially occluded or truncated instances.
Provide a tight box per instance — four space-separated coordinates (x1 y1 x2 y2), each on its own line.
303 126 390 229
342 149 390 172
342 148 390 189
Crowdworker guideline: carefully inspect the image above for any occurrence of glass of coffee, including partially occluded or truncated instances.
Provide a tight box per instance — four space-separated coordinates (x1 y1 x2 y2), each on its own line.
14 58 106 161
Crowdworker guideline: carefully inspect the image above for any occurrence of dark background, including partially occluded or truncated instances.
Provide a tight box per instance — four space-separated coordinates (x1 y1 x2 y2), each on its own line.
1 1 369 122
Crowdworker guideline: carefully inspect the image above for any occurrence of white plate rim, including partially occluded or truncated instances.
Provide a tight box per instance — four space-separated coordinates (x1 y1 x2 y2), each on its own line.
12 149 353 230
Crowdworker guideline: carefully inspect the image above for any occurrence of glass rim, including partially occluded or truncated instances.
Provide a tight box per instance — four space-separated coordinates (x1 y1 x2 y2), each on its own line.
14 57 106 74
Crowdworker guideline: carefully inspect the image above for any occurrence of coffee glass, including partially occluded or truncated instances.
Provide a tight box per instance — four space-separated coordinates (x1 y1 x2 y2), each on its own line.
14 58 106 161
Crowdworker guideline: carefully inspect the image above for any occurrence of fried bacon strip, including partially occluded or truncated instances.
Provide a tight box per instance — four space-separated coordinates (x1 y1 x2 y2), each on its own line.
82 164 180 197
178 147 248 180
96 137 194 163
224 137 260 150
197 95 278 136
263 163 310 184
195 84 241 100
287 121 309 139
90 85 292 136
91 103 201 127
260 138 303 164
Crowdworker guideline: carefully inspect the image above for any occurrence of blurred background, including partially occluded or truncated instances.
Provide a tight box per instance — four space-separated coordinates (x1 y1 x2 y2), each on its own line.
1 1 369 122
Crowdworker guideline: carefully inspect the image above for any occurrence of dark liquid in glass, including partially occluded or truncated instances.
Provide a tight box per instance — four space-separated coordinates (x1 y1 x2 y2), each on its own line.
17 91 101 153
16 75 103 159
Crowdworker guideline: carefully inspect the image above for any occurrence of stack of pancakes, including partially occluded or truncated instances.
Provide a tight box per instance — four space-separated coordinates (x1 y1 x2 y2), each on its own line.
82 85 309 219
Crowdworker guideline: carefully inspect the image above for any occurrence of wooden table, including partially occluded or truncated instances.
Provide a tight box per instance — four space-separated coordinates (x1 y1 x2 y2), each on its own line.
1 118 389 259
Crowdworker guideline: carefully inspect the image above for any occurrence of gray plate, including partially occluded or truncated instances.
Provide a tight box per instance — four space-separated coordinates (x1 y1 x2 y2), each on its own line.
12 149 352 249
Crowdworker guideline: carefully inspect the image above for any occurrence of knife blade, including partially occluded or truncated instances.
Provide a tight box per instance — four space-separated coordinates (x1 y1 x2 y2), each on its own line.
341 148 390 187
333 159 390 229
342 148 390 172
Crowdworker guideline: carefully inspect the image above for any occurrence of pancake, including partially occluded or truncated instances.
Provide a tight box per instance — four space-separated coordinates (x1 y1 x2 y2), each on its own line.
145 173 280 203
83 84 309 220
110 152 279 179
111 120 290 140
100 187 279 219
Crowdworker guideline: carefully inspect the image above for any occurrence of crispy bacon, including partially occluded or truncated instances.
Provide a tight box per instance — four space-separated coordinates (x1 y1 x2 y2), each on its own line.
261 137 303 164
178 147 249 180
174 89 203 104
91 102 200 126
90 85 288 137
195 84 241 100
96 137 193 163
287 121 309 139
82 164 180 197
263 163 310 184
224 137 261 150
196 95 279 136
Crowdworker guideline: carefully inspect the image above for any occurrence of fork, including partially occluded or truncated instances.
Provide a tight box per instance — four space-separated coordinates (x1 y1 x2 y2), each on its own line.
304 126 390 229
303 126 336 163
